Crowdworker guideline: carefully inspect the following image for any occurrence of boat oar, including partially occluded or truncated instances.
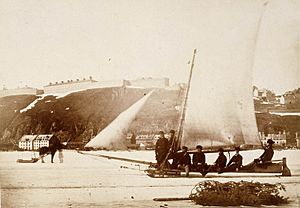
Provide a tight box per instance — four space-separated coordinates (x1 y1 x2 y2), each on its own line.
153 197 190 201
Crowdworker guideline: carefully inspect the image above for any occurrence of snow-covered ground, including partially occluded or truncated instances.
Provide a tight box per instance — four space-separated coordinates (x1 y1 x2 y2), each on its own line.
19 89 90 113
0 150 300 207
269 112 300 116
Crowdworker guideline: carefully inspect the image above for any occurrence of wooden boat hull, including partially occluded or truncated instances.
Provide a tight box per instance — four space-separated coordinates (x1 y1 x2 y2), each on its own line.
146 157 291 178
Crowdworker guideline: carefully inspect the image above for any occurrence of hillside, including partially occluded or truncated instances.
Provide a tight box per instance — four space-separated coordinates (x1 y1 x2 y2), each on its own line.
0 87 184 149
0 87 150 148
0 87 299 149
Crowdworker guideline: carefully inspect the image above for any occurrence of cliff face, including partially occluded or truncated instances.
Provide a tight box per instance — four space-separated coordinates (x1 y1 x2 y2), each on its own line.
0 87 150 148
0 87 299 149
0 95 37 145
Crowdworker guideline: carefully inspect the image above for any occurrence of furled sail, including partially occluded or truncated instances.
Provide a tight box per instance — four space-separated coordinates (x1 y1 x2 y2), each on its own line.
85 91 153 149
181 4 262 149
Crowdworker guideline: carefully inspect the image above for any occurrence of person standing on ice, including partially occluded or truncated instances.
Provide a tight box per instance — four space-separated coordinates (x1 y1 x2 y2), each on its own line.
168 129 177 152
155 131 169 168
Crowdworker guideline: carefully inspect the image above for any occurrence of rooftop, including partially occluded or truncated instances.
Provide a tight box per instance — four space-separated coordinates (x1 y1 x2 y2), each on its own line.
19 135 37 142
44 76 97 87
35 134 53 141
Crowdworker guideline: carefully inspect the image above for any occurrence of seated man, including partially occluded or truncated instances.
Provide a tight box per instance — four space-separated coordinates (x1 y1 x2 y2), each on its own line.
243 139 275 169
256 139 274 163
225 146 243 172
203 148 227 176
192 145 207 173
176 146 191 176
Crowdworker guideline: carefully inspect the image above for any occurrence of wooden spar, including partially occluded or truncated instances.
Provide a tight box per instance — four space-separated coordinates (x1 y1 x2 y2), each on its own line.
160 49 197 168
176 49 197 148
153 197 190 201
77 150 154 165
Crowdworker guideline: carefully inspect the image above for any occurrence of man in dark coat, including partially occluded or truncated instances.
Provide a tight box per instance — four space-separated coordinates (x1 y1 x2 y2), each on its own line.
192 145 207 173
155 131 169 168
243 139 275 169
168 129 176 152
258 139 274 162
176 146 191 176
226 146 243 171
204 148 227 175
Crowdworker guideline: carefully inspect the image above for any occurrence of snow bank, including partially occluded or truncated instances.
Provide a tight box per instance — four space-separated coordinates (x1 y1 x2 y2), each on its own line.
270 112 300 116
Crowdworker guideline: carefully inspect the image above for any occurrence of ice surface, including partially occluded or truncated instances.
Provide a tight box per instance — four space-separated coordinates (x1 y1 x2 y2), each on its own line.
0 150 299 207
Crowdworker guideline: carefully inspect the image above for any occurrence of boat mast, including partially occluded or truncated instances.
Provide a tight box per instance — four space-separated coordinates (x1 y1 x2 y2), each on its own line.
174 49 197 150
160 49 197 169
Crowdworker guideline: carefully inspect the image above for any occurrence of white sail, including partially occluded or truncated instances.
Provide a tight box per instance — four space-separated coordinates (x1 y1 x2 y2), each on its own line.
85 91 153 149
181 5 262 148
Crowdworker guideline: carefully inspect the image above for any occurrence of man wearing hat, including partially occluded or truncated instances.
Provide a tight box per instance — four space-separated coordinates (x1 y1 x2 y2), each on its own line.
192 145 207 174
243 139 275 169
203 148 227 176
176 146 191 176
168 129 177 152
258 139 274 163
226 146 243 171
155 131 169 168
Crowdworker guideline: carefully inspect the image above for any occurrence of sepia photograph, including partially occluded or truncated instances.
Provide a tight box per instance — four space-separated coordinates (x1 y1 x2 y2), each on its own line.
0 0 300 207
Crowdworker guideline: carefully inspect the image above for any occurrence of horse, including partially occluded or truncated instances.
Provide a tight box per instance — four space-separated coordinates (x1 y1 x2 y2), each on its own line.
39 135 67 163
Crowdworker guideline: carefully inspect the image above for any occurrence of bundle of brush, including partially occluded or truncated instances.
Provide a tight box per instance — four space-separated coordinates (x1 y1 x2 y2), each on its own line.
190 180 288 206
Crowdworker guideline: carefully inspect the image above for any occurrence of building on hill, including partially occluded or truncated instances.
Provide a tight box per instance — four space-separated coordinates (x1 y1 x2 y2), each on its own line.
283 88 300 109
18 134 53 150
127 77 169 88
259 131 287 147
43 76 98 94
0 86 38 98
125 133 160 150
18 135 38 150
33 134 53 150
257 88 276 103
43 76 126 94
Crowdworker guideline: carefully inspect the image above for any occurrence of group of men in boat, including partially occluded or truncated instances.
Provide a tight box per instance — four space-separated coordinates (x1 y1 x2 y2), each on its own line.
155 130 275 176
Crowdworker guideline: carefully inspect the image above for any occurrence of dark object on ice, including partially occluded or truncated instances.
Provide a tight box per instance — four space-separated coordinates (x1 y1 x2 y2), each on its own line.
39 136 67 163
16 158 39 163
190 180 289 206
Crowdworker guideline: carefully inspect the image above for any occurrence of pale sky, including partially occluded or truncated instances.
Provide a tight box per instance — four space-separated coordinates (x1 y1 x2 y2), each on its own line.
0 0 299 94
